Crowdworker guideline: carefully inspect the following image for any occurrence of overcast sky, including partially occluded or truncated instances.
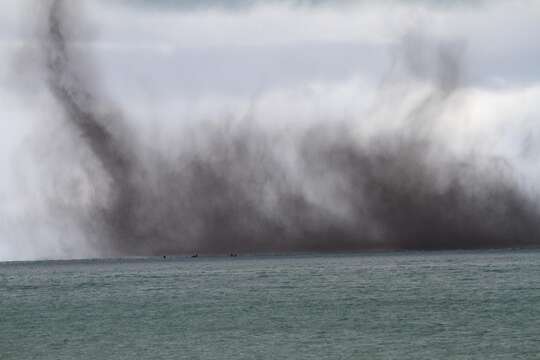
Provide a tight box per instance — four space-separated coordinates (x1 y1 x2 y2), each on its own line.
0 0 539 260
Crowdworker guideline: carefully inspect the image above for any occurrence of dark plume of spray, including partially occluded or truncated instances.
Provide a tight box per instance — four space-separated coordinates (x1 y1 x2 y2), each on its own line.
44 0 138 253
41 1 540 256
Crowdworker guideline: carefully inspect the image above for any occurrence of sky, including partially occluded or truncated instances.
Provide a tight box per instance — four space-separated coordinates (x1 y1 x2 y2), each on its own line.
0 0 539 260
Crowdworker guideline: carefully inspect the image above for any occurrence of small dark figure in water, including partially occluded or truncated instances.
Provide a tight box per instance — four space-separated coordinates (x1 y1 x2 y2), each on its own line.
191 254 198 258
230 253 238 257
163 255 166 260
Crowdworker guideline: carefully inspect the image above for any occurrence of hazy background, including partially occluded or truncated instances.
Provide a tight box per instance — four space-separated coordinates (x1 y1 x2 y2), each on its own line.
0 0 539 260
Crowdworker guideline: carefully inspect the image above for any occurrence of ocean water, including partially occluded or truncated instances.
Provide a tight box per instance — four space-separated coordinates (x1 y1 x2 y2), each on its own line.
1 251 539 359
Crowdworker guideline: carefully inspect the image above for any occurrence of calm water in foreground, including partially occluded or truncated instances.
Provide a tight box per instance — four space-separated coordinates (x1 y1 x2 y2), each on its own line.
1 250 540 359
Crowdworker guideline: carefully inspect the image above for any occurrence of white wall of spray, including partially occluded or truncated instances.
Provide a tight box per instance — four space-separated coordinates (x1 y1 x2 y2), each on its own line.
0 0 539 260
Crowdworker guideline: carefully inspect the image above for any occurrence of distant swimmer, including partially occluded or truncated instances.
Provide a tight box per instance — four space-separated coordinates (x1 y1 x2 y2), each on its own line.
230 253 238 257
163 255 167 260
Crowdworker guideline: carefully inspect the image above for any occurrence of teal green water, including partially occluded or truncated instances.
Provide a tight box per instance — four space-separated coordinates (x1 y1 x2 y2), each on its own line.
1 251 540 359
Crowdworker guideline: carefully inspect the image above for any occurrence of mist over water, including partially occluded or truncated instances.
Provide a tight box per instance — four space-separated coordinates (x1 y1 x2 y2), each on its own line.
1 0 540 260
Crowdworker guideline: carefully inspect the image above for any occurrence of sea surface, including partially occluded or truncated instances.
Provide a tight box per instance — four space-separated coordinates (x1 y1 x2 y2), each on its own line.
1 250 540 359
